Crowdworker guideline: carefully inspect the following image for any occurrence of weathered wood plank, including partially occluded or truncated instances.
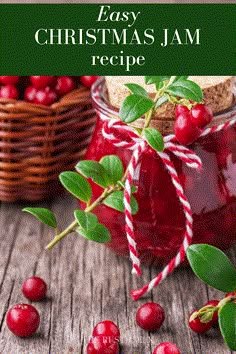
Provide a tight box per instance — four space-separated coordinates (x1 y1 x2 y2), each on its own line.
0 195 234 353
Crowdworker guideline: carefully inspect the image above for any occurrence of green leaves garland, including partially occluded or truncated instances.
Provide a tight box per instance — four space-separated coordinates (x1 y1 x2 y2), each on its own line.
187 244 236 350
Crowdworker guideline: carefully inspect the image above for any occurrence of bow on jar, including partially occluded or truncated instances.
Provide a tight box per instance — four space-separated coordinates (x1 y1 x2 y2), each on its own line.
101 112 236 300
102 118 203 300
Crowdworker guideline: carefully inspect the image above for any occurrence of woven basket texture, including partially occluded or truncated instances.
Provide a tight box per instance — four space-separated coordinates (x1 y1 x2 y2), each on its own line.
0 86 96 202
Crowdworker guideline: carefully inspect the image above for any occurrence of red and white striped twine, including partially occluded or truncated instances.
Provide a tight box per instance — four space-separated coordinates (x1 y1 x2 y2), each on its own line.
101 113 236 301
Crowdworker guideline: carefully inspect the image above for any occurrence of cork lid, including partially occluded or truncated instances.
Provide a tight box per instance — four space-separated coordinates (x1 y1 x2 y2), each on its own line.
106 76 234 115
105 76 235 134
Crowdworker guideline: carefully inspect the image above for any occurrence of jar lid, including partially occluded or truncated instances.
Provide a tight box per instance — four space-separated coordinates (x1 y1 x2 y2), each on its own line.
106 76 234 117
104 76 235 134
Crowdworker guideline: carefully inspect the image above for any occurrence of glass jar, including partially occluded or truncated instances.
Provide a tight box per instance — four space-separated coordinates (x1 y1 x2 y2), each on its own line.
85 78 236 267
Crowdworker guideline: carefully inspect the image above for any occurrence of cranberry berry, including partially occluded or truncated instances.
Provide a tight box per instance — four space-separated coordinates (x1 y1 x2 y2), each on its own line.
80 76 100 88
34 88 57 106
6 303 40 337
188 310 213 333
22 276 47 301
190 104 213 128
92 320 120 340
55 76 75 96
175 104 190 117
136 302 165 332
174 111 202 145
24 86 37 103
153 342 181 354
0 76 20 85
30 76 55 89
87 335 119 354
0 85 19 100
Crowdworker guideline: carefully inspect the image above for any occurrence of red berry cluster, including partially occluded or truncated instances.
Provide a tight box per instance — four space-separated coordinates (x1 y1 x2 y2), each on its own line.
174 103 213 145
86 303 180 354
0 76 99 105
6 276 47 337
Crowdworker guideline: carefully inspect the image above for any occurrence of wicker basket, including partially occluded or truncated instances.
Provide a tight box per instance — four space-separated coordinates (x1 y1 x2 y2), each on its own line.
0 86 96 202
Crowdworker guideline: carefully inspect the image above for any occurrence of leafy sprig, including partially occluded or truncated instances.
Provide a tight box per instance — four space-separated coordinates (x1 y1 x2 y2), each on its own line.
23 76 203 252
187 244 236 351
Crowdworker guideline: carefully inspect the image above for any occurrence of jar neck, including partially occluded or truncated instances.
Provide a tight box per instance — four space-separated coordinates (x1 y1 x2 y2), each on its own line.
92 77 236 136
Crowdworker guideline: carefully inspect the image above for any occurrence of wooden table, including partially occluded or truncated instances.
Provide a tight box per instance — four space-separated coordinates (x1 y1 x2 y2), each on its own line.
0 194 234 354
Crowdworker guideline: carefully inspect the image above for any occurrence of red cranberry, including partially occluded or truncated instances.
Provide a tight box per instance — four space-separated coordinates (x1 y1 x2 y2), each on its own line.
175 104 189 117
55 76 75 96
80 76 100 88
87 336 119 354
136 302 165 332
24 86 37 102
6 303 40 337
204 300 219 323
34 88 58 106
153 342 181 354
0 76 20 85
22 276 47 301
0 85 19 99
188 310 213 333
174 112 202 145
92 320 120 340
30 76 55 89
190 104 213 128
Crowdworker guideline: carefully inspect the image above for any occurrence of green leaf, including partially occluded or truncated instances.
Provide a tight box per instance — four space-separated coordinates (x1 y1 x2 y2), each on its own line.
172 76 188 82
74 209 98 231
124 83 148 97
187 244 236 292
59 171 92 203
165 79 203 102
145 76 171 85
76 160 109 188
79 223 111 243
155 94 168 108
219 302 236 350
23 207 57 228
100 155 123 185
103 191 138 215
119 94 154 123
144 127 164 152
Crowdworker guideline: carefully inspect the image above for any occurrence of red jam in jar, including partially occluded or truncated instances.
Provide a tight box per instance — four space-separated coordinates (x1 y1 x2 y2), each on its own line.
85 78 236 267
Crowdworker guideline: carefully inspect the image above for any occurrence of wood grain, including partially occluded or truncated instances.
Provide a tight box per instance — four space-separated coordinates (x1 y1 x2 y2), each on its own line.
0 194 234 353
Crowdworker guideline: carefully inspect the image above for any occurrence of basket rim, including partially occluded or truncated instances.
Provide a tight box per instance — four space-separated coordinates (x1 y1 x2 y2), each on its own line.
0 86 91 116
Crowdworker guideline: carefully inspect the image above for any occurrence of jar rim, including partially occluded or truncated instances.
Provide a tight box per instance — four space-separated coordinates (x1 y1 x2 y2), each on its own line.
91 77 236 130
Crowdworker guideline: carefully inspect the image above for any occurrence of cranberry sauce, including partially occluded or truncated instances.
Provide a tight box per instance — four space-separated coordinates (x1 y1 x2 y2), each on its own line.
85 80 236 266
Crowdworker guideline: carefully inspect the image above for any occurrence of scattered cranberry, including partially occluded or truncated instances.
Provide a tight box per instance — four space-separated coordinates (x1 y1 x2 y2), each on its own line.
87 336 119 354
0 76 20 85
6 303 40 337
80 76 100 88
188 310 213 333
92 320 120 340
204 300 219 323
34 88 57 106
175 104 189 117
174 112 202 145
24 86 37 102
30 76 55 89
190 104 213 128
22 276 47 301
136 302 165 332
153 341 181 354
55 76 75 96
0 85 19 99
